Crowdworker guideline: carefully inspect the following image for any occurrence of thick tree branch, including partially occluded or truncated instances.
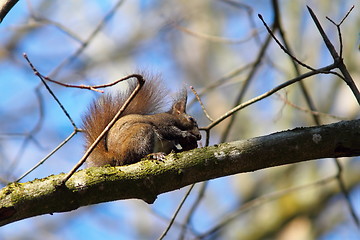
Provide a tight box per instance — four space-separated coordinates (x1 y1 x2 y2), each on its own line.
0 0 19 23
1 119 359 226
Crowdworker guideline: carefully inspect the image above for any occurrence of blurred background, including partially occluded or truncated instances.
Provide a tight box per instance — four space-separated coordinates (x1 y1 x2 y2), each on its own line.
0 0 359 239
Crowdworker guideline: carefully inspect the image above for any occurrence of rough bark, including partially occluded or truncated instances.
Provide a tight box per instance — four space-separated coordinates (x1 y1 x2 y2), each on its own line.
0 119 359 226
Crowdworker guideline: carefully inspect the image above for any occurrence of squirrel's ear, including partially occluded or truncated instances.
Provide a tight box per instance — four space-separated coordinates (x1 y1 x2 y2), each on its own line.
171 88 187 114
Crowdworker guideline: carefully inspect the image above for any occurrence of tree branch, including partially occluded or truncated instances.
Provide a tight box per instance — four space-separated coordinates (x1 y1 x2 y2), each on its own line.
1 119 359 226
0 0 19 23
307 6 360 105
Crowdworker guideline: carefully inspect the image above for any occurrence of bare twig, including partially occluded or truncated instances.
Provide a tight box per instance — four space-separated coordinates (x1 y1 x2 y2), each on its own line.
218 0 253 11
24 53 78 129
178 182 208 240
4 88 45 178
15 130 79 182
258 14 315 71
190 86 213 122
188 62 253 106
333 158 359 226
158 184 195 240
275 93 348 121
174 24 258 44
42 75 105 92
326 6 354 59
30 16 84 44
307 6 360 105
206 63 337 129
40 74 147 93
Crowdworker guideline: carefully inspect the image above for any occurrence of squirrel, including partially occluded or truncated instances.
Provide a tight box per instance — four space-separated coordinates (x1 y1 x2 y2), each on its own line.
82 75 201 167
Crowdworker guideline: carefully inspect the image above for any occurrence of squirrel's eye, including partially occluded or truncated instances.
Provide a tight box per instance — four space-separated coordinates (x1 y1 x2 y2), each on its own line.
188 116 196 124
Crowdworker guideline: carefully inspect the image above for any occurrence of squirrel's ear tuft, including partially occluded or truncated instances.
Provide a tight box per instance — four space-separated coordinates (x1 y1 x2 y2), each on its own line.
171 88 187 114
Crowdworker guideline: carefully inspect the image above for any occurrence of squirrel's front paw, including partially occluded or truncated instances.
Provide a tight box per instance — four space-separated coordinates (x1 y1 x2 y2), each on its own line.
178 133 199 151
147 152 167 162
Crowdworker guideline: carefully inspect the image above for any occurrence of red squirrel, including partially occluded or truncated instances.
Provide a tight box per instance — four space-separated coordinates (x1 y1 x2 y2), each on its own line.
82 76 201 167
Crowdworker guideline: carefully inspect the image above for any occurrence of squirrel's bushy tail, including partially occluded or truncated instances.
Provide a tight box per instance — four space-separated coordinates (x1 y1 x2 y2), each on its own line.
82 74 167 159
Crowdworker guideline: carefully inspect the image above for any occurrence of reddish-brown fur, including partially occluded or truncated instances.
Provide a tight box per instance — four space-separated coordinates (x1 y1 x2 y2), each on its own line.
82 76 201 167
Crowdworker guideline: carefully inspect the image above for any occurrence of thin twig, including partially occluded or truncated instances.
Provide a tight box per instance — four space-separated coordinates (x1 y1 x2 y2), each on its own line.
42 75 104 92
41 73 151 93
190 86 213 122
206 63 337 129
334 158 360 227
158 184 195 240
188 62 253 106
31 16 84 44
178 182 208 240
326 5 354 59
24 53 78 129
15 130 79 182
174 24 259 44
275 93 348 121
4 87 46 178
218 0 253 11
307 6 360 105
258 14 315 71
